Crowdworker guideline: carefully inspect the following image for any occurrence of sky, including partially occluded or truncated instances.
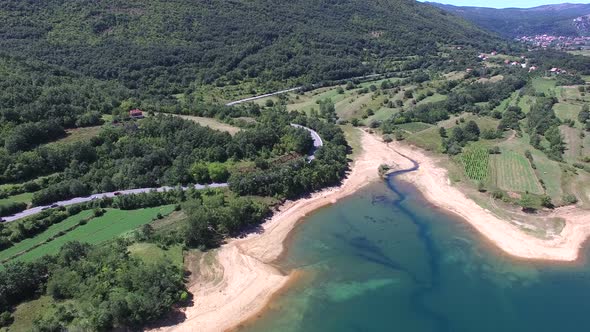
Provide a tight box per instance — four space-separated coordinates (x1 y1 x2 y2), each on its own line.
420 0 590 8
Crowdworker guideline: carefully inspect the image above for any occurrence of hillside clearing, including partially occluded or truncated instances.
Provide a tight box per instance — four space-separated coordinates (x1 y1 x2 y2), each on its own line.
169 115 241 135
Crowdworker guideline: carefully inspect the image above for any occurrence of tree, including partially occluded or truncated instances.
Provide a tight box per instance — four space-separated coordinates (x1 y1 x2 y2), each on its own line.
207 163 229 183
463 120 480 141
439 127 447 138
450 126 465 144
519 194 536 213
540 195 553 208
191 163 210 183
578 104 589 123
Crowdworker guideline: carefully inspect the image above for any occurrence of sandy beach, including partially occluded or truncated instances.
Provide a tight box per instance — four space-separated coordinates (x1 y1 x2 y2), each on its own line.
154 129 590 332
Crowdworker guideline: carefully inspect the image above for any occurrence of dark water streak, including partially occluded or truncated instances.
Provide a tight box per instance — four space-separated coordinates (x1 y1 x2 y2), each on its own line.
384 157 450 332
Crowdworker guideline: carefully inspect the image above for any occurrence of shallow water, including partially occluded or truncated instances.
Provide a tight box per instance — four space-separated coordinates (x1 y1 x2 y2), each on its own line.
238 176 590 332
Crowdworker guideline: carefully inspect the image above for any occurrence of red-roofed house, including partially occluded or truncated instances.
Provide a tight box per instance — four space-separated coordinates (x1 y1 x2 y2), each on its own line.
129 109 144 119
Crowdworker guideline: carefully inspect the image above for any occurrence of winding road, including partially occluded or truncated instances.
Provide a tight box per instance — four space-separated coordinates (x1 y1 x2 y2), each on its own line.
224 73 384 107
2 124 323 223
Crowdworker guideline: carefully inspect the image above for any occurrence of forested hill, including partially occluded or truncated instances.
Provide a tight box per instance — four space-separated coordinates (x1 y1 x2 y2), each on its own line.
429 2 590 37
0 0 501 99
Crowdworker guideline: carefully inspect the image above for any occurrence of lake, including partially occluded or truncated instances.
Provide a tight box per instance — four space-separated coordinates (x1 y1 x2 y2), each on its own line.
238 174 590 332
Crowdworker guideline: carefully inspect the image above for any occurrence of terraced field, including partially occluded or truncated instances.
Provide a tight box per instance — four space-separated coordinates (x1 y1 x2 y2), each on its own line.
490 150 544 194
3 205 174 263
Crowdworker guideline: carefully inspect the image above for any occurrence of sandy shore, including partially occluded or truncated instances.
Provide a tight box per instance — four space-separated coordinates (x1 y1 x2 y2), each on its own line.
385 139 590 261
154 129 590 332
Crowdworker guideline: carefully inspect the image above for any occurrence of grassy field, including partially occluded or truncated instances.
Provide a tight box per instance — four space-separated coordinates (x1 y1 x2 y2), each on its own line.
560 86 589 102
335 91 376 120
171 114 241 135
567 50 590 57
0 192 34 206
366 107 398 123
405 126 444 152
553 103 582 123
416 93 447 106
517 95 535 114
398 122 432 133
2 296 56 332
0 210 94 263
128 243 184 268
499 134 564 199
490 149 544 194
59 126 103 144
532 77 557 96
560 125 587 163
4 205 174 263
341 125 363 159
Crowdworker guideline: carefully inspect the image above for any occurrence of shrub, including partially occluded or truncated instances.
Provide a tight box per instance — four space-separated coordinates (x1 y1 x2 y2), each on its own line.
488 146 501 154
562 194 578 205
93 208 105 217
0 312 13 327
491 190 504 199
541 195 554 208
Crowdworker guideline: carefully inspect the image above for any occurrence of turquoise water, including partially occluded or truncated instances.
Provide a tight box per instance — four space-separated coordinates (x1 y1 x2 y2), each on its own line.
239 172 590 332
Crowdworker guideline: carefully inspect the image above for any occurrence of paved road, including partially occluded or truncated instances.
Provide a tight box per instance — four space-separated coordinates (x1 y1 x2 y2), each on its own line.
225 87 302 106
2 124 323 223
224 73 385 107
290 123 323 161
2 183 228 223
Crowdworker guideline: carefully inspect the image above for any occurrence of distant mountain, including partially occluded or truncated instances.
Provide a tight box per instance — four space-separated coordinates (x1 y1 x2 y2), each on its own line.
428 2 590 37
0 0 502 98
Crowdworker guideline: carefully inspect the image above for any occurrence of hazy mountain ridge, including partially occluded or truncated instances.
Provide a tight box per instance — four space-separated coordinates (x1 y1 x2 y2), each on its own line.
429 2 590 37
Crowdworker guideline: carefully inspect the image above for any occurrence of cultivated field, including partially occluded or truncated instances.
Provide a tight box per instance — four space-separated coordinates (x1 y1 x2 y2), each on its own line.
490 149 544 194
460 144 489 182
0 210 94 263
2 205 174 263
129 243 184 267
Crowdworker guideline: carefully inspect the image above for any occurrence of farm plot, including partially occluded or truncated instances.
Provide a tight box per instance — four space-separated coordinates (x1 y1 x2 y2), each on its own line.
460 145 489 182
553 103 582 123
532 78 557 96
0 192 34 205
560 125 584 163
0 210 94 263
7 205 174 263
490 150 544 194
